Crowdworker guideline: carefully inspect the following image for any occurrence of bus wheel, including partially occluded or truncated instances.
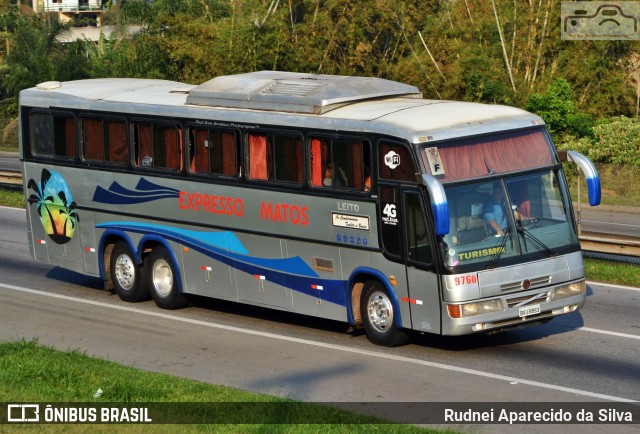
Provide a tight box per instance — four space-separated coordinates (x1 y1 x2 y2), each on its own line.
360 280 409 347
146 246 188 310
110 241 149 302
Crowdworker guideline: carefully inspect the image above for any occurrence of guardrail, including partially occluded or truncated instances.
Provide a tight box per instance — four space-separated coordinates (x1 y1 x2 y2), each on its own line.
0 170 21 188
1 170 638 257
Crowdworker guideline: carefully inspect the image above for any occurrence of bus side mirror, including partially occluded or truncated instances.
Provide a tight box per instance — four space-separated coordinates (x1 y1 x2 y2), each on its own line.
564 151 601 207
420 174 450 236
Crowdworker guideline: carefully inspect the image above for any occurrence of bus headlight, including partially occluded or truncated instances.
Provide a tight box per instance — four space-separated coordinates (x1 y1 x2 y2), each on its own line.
551 281 586 301
447 299 504 318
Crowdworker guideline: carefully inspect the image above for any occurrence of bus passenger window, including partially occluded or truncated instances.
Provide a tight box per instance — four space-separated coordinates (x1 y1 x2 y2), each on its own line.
82 118 127 164
54 116 76 158
134 123 181 170
248 132 302 183
310 137 370 190
191 128 238 176
31 113 76 158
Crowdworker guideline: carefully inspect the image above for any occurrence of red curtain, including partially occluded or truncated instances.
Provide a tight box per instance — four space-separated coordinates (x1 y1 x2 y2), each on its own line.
193 129 209 173
422 130 552 182
164 127 179 169
84 119 103 160
222 132 236 176
310 138 322 186
249 133 267 180
64 117 75 157
138 124 153 166
107 121 127 164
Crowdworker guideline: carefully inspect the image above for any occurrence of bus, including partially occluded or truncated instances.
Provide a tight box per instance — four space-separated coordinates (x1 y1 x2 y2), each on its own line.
19 71 601 346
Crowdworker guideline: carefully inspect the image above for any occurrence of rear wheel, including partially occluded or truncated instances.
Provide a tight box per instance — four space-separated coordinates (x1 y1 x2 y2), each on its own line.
146 246 188 309
360 280 409 347
110 241 149 302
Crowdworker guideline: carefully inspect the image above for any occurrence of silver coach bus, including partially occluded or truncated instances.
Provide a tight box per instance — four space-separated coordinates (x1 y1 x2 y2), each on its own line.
19 71 601 346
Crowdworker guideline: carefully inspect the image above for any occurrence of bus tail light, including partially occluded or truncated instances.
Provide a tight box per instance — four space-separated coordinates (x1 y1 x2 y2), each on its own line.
447 300 504 318
551 281 586 301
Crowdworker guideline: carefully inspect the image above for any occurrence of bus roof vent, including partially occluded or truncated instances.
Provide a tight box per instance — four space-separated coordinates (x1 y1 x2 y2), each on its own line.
185 71 422 114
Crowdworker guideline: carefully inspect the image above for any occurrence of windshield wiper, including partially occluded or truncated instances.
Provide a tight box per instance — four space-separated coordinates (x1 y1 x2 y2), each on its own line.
516 224 557 257
486 231 510 269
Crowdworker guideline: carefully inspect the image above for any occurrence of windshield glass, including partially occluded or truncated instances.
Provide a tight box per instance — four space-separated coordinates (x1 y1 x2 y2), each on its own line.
441 170 578 269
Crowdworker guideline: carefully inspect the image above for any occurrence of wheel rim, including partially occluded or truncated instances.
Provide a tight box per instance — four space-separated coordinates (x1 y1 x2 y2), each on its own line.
366 290 394 333
114 253 135 290
152 259 173 298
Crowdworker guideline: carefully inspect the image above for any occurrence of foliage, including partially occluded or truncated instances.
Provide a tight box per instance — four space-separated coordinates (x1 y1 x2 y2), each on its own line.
0 0 639 152
558 117 640 166
526 78 594 138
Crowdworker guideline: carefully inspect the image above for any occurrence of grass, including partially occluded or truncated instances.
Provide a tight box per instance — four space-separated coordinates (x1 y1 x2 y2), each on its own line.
0 185 25 208
566 163 640 209
584 258 640 288
0 340 445 433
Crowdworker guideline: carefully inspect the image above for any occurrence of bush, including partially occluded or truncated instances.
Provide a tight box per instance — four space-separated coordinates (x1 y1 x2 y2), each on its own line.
558 116 640 166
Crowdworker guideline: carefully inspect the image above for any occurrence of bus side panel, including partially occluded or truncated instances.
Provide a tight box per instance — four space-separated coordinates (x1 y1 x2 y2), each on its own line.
180 234 236 301
284 240 348 322
25 193 49 262
79 211 100 276
23 162 84 272
405 266 442 334
235 235 291 310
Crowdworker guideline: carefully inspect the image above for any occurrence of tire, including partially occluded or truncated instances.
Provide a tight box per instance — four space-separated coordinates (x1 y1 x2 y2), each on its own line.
360 280 409 347
110 241 149 302
145 246 188 309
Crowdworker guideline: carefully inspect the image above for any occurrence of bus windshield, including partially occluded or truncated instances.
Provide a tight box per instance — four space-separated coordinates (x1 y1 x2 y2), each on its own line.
441 170 578 270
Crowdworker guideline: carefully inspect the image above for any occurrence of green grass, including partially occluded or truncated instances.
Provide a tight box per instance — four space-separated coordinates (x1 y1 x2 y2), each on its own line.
0 340 445 433
584 258 640 288
566 163 640 209
0 186 25 208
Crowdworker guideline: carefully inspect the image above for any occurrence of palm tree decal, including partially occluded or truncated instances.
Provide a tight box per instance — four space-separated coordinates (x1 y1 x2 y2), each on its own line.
58 190 79 239
27 168 79 244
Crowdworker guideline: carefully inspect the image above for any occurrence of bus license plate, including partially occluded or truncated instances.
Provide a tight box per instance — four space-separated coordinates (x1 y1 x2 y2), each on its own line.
519 304 541 318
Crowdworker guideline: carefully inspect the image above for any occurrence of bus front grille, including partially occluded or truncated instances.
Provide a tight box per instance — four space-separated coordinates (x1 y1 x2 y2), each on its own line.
500 275 551 293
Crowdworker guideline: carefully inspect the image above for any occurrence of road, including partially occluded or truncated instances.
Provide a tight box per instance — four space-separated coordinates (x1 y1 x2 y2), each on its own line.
0 152 19 172
0 206 639 431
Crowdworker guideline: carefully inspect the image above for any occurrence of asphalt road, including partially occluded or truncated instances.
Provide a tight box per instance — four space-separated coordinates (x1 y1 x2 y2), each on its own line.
0 152 20 172
1 206 639 432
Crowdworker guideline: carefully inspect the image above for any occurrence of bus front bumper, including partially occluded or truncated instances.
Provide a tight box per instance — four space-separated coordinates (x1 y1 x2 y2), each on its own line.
440 280 586 336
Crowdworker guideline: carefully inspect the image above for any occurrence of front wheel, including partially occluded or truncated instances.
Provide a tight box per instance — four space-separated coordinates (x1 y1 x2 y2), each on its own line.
145 246 188 310
360 280 409 347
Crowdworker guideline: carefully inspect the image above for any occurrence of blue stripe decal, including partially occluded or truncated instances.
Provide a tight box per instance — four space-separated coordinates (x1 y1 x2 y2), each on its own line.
96 222 347 306
92 178 180 205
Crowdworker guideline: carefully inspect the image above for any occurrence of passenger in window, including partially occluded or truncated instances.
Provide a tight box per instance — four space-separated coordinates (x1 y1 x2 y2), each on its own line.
364 168 372 192
484 185 507 235
323 163 347 187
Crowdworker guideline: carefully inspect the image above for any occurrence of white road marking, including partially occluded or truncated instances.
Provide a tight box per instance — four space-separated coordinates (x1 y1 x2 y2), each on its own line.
587 281 640 292
0 282 637 403
575 327 640 341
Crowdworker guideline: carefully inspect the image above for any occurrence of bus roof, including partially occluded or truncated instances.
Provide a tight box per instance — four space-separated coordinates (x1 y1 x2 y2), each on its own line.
186 70 422 114
20 73 544 143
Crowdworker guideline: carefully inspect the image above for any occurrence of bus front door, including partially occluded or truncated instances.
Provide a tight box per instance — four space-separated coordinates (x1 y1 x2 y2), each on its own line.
403 189 441 334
